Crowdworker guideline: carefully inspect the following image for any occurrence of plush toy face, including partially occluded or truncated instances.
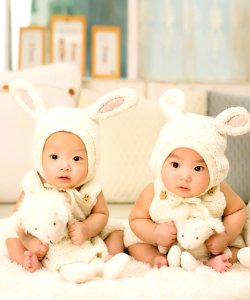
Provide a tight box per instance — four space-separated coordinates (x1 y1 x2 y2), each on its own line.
18 189 70 244
177 221 212 250
177 218 224 250
25 209 68 244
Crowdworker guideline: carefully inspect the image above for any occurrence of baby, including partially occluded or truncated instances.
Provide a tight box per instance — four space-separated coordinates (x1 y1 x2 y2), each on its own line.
125 88 249 272
6 79 137 282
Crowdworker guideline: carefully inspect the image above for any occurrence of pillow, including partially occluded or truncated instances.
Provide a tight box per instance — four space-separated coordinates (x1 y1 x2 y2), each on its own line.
0 63 82 202
208 91 250 203
78 88 208 204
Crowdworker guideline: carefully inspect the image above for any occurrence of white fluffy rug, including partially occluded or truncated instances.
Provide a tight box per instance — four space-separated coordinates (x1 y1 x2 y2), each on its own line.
1 217 250 300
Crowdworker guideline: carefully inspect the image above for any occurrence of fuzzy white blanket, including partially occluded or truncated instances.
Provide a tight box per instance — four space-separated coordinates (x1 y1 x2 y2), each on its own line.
1 217 250 300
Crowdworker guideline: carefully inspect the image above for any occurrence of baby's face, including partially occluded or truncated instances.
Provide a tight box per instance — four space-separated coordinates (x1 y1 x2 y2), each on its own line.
42 131 88 189
161 148 210 198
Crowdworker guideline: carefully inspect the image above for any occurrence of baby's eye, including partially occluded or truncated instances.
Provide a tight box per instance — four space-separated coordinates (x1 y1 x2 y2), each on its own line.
171 162 179 168
73 156 82 161
50 154 58 160
194 166 204 172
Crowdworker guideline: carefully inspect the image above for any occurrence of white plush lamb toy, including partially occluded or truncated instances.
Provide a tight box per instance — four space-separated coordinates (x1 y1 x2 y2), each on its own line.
17 189 129 283
167 217 228 271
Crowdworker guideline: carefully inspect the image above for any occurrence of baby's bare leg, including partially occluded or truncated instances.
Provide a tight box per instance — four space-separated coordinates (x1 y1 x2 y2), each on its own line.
6 238 42 272
6 238 27 265
128 243 167 268
24 251 42 272
104 230 125 258
22 235 48 260
206 253 232 273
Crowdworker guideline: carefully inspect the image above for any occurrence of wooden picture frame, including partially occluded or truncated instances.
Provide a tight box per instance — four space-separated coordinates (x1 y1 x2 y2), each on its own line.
91 26 121 78
50 15 86 76
18 26 46 69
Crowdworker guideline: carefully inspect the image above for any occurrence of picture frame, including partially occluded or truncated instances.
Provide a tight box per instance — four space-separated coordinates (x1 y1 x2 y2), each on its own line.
91 26 121 78
18 26 46 69
50 15 86 76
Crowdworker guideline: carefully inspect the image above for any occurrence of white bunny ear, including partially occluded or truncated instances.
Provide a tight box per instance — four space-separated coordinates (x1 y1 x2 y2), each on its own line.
214 106 250 136
159 88 185 118
9 79 46 119
88 88 138 121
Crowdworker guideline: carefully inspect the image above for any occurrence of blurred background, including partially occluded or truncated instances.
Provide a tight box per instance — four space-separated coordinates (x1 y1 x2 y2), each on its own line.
1 0 250 82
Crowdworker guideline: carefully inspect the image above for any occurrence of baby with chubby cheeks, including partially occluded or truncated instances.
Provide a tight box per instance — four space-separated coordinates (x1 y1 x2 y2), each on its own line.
125 88 250 273
6 79 138 282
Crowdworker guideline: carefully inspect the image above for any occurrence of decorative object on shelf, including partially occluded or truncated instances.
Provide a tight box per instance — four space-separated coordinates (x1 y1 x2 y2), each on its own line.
18 25 46 70
91 25 121 78
50 15 86 76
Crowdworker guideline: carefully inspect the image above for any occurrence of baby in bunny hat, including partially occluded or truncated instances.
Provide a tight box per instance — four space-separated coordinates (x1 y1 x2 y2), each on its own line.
125 88 250 272
5 79 138 283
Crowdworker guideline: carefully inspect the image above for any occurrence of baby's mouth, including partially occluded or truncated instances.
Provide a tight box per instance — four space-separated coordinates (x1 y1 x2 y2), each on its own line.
177 186 190 191
58 176 70 181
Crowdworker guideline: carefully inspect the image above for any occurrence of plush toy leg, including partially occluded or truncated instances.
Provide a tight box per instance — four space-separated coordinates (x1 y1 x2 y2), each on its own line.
102 253 130 279
158 245 168 254
89 257 106 276
181 251 201 271
167 245 181 267
59 262 98 283
237 247 250 268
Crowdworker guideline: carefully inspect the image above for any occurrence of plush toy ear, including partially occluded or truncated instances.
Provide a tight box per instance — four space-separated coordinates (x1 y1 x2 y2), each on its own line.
56 203 70 225
159 88 185 119
9 79 46 119
207 218 225 234
214 106 250 136
88 88 138 121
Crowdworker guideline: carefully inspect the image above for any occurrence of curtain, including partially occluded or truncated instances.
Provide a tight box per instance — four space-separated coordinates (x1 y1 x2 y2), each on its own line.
138 0 250 82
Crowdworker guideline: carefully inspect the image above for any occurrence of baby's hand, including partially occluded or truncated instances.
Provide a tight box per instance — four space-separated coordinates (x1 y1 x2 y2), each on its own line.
205 232 228 255
67 219 89 245
154 221 177 247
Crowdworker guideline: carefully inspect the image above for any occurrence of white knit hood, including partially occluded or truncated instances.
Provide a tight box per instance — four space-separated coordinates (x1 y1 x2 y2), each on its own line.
150 88 250 193
10 79 138 187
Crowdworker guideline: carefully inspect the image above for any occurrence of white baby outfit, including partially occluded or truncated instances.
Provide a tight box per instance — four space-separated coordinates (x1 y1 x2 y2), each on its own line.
22 170 113 271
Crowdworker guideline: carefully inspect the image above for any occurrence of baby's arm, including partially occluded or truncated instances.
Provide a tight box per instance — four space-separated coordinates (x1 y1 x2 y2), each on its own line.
129 183 177 247
14 191 48 260
206 181 246 255
67 191 109 245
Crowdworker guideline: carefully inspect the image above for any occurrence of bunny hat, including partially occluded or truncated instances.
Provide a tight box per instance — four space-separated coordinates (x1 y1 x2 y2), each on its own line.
150 88 250 194
10 79 138 187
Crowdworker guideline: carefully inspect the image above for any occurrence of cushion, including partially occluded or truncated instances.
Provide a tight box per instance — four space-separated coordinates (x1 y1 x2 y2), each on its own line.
78 88 208 203
0 63 82 202
208 91 250 203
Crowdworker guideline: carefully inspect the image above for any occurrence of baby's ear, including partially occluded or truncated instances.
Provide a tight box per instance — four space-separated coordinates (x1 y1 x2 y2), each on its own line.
9 79 46 119
214 106 250 136
159 88 185 118
88 88 138 121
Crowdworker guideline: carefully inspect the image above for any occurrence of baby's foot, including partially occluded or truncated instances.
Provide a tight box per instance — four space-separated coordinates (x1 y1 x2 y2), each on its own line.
152 255 168 268
206 254 232 273
24 251 42 272
25 238 48 260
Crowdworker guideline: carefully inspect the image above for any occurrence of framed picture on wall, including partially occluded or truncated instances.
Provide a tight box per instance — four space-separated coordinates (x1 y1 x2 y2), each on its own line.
50 15 86 75
91 26 121 78
18 26 46 69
